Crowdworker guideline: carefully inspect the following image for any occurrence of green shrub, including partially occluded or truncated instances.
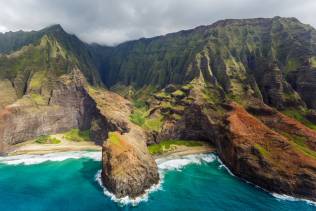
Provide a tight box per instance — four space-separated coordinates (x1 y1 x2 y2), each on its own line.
35 135 61 144
108 132 121 145
282 132 316 159
254 144 269 157
282 109 316 130
143 116 163 132
130 110 146 126
133 99 147 109
64 129 91 142
148 140 205 155
129 101 163 132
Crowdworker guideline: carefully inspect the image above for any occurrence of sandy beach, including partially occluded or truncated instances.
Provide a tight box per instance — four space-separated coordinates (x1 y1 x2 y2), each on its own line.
153 145 215 159
5 131 214 158
7 138 214 158
7 134 101 156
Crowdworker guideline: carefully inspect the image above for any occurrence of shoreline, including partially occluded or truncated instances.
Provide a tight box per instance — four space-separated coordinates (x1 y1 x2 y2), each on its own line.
7 140 101 156
1 144 315 207
3 141 214 158
153 145 215 159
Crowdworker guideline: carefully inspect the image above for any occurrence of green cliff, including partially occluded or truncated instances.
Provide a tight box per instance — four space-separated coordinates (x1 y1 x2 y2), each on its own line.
0 17 316 201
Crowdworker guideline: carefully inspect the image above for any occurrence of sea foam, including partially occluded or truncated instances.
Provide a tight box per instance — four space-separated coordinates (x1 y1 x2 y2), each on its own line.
3 151 314 207
156 153 216 171
272 193 316 207
0 151 101 165
215 157 316 207
95 153 217 206
95 170 162 206
216 157 235 176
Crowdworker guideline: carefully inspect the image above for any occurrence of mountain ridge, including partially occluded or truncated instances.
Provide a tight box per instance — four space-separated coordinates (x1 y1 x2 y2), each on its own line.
0 17 316 201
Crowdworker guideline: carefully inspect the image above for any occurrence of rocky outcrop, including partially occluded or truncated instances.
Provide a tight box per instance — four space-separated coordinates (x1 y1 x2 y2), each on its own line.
145 89 316 201
0 70 98 153
216 103 316 201
295 66 316 109
87 88 160 198
1 18 316 201
102 132 159 198
0 79 17 109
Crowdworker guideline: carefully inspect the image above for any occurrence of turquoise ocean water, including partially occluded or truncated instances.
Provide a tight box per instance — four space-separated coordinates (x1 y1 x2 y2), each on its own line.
0 152 315 211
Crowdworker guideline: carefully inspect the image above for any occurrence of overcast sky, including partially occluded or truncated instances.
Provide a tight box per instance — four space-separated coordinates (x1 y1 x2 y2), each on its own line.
0 0 315 45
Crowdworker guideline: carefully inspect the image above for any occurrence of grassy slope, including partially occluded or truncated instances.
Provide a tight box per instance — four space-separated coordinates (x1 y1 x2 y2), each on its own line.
129 99 164 132
282 109 316 130
148 140 206 155
34 135 61 144
63 129 91 142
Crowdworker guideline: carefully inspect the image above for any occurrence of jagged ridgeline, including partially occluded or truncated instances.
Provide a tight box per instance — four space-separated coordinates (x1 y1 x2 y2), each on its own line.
0 24 100 100
1 17 316 201
98 17 316 111
1 17 316 111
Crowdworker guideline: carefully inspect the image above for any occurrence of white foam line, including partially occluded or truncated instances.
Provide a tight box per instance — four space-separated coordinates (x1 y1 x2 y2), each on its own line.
95 153 217 206
215 156 316 207
95 170 163 207
216 157 235 176
0 151 101 165
272 193 316 206
201 155 316 207
3 151 314 207
156 153 216 172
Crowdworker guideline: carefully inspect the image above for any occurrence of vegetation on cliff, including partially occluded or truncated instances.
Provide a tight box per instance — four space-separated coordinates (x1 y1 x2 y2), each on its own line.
148 140 206 155
34 135 61 144
63 129 91 142
1 17 316 201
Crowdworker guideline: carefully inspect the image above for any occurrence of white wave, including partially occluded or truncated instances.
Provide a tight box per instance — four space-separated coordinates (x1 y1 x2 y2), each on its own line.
216 157 235 176
156 153 216 172
272 193 316 206
95 170 162 206
214 159 316 207
0 151 101 165
96 153 216 206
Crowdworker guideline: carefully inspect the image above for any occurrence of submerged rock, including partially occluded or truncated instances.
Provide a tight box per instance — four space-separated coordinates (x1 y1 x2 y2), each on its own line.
101 132 159 198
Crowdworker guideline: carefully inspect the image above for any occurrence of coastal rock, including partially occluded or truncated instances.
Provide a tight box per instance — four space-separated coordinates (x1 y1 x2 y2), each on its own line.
87 87 160 198
217 103 316 201
101 132 159 198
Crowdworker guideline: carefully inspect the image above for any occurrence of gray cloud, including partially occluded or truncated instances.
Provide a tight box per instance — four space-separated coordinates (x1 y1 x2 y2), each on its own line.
0 0 315 45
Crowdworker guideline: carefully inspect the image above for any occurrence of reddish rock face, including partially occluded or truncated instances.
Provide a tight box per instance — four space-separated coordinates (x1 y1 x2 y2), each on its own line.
147 96 316 201
217 103 316 201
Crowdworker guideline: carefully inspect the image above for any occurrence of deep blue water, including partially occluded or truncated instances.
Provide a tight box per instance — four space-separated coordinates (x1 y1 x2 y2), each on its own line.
0 152 315 211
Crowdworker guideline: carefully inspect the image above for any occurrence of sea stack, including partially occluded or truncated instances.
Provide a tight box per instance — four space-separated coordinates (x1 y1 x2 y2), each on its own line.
101 132 159 198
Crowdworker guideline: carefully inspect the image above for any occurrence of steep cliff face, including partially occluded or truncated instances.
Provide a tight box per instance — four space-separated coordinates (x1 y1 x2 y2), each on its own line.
0 18 316 201
291 66 316 109
0 24 101 86
86 87 160 198
98 17 316 113
126 79 316 201
154 100 316 201
0 25 104 152
0 70 97 153
219 104 316 201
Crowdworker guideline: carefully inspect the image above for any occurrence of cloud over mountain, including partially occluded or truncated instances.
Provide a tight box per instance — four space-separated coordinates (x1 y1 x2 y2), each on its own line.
0 0 315 45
